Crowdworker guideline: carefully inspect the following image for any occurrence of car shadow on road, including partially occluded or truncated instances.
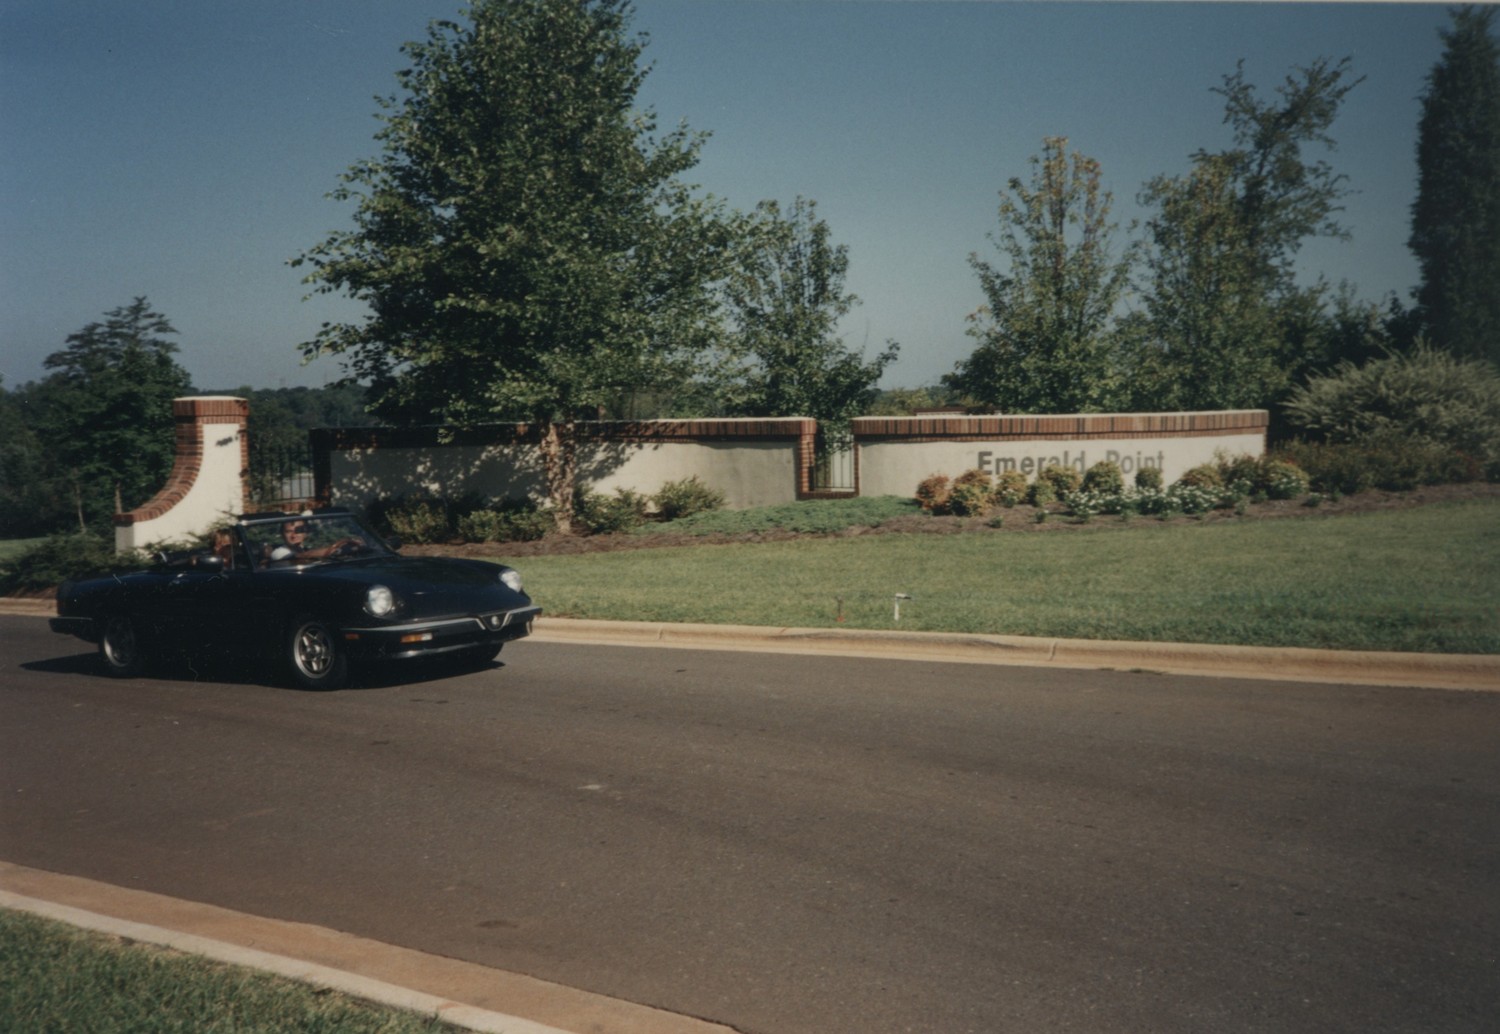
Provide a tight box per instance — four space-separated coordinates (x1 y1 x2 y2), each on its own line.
21 651 507 692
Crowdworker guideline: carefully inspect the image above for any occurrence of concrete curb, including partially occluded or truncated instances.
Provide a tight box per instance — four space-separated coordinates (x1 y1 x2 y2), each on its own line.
530 618 1500 692
8 596 1496 690
0 863 734 1034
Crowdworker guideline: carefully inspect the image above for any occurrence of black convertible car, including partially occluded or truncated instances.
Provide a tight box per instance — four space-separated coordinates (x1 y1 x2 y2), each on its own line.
50 509 541 689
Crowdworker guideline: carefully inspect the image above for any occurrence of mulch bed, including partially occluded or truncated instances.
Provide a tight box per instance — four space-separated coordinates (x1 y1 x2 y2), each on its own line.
400 481 1500 560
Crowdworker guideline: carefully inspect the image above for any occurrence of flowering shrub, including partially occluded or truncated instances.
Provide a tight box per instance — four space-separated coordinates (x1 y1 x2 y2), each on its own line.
1168 482 1220 515
1063 490 1109 520
1027 478 1057 507
1135 466 1164 490
1260 459 1310 500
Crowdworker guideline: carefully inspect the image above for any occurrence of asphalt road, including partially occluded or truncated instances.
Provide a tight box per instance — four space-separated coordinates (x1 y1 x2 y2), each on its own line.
2 614 1497 1034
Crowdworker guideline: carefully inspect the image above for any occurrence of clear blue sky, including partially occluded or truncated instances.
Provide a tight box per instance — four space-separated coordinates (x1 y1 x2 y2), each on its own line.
0 1 1457 394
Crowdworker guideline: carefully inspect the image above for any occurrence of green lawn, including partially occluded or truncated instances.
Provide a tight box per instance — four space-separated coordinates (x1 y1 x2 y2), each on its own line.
518 498 1500 654
0 909 457 1034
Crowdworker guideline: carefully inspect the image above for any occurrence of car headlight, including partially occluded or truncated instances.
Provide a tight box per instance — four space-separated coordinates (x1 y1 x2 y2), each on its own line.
499 569 523 593
364 585 397 617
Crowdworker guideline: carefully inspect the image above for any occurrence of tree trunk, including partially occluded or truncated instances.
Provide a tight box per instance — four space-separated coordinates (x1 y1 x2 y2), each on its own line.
540 420 578 536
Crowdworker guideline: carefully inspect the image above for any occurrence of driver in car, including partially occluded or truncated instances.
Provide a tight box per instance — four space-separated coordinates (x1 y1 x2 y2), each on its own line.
265 520 362 566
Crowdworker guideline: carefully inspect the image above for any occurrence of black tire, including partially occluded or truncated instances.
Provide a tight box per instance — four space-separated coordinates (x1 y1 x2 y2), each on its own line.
98 614 146 678
285 616 348 690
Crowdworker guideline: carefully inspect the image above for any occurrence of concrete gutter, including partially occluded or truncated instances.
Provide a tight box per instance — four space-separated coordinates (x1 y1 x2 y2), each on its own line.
7 595 1496 690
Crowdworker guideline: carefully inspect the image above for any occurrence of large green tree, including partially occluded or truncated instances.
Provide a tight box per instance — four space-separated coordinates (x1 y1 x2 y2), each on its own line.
1123 59 1362 410
22 298 193 532
945 138 1132 413
293 0 734 532
1409 6 1500 365
719 197 897 426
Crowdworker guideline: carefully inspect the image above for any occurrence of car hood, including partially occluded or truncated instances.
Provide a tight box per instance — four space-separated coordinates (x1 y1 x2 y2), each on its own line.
271 556 529 615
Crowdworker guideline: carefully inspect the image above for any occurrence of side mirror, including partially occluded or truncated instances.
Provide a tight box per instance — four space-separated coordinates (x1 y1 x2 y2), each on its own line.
385 535 403 552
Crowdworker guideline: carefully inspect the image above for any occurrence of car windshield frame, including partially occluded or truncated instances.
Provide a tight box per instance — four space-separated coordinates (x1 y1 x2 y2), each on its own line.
238 512 395 570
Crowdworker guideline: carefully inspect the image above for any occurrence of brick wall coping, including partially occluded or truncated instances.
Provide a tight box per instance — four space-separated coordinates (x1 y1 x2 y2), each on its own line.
313 417 818 451
852 410 1269 441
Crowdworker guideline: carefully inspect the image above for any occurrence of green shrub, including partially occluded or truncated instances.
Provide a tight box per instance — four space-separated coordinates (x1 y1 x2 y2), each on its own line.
915 474 951 513
574 488 649 535
653 476 725 522
1216 452 1262 494
1027 478 1057 507
1176 464 1224 490
456 498 554 543
365 492 487 544
952 468 993 493
1039 464 1083 496
0 533 140 595
1134 465 1164 490
994 469 1029 506
947 480 992 517
1275 438 1469 495
1282 344 1500 475
1081 460 1125 495
1259 459 1310 500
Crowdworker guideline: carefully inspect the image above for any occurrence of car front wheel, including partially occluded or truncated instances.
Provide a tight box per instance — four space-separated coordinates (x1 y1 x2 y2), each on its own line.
285 616 348 690
98 614 146 678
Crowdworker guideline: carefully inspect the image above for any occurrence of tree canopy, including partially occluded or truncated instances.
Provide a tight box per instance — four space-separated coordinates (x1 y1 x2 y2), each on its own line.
1122 58 1363 411
293 0 735 530
4 298 193 534
946 138 1132 413
719 197 896 427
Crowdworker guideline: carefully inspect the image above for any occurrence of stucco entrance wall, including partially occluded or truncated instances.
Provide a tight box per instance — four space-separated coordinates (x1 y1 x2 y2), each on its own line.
852 411 1269 498
311 418 815 511
114 396 249 551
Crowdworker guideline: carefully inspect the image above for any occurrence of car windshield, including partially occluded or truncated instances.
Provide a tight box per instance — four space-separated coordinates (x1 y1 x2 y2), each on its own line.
240 513 394 570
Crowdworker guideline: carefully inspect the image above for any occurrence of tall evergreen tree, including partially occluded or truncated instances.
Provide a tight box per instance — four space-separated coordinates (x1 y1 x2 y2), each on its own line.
27 298 193 531
293 0 735 532
1409 6 1500 365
